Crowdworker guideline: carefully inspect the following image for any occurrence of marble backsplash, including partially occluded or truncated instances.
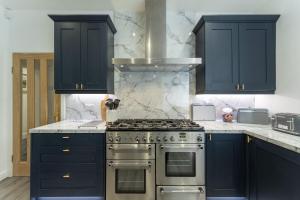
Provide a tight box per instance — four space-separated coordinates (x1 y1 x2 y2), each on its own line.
63 10 255 121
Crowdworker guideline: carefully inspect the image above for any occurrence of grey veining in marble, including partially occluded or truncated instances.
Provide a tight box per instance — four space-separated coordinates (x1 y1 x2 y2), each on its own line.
63 11 255 120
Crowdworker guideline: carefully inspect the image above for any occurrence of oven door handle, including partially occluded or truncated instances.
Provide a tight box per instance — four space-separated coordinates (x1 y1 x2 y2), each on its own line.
160 144 203 150
108 144 153 152
160 187 204 194
108 161 153 169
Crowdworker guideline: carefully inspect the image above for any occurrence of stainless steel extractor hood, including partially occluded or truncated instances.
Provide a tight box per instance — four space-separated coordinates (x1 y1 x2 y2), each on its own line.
113 0 202 72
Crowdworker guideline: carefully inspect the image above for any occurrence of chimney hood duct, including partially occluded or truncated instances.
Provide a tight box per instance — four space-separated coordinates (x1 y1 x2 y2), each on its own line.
112 0 202 72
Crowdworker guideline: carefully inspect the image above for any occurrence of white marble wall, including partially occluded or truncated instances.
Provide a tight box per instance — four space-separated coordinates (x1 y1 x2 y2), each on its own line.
64 10 255 120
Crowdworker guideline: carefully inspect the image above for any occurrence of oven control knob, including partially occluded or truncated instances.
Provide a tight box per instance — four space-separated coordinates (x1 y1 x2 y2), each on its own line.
115 136 121 142
142 136 147 142
108 136 114 142
170 136 175 142
163 136 168 142
135 136 140 142
156 136 161 142
149 137 154 142
197 136 203 142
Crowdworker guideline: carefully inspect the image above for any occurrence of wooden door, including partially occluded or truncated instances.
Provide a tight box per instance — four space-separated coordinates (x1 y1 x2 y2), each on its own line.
206 134 246 197
205 23 239 92
81 22 107 91
239 23 276 92
54 22 81 91
13 53 61 176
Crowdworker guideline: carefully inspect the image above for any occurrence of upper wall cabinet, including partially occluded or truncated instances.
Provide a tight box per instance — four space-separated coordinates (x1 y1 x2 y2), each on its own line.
193 15 279 94
49 15 117 94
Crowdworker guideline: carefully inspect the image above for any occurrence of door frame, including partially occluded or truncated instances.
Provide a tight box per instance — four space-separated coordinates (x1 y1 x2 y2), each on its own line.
12 53 60 176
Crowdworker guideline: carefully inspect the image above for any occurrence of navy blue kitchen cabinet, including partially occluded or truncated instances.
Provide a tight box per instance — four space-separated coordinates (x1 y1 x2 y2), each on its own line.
30 133 106 199
206 134 247 199
248 137 300 200
193 15 279 94
49 15 116 94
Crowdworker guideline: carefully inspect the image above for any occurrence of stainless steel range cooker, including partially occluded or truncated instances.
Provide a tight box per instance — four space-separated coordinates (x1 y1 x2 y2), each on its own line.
106 119 206 200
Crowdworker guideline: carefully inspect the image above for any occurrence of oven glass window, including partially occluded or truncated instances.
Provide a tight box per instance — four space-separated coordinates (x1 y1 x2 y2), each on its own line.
116 169 146 193
166 152 196 177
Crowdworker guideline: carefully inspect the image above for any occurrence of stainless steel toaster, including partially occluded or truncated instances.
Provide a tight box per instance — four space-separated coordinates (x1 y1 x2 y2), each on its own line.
237 108 269 125
272 113 300 136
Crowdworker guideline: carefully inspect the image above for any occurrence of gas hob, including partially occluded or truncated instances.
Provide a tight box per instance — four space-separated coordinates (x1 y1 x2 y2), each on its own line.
106 119 204 131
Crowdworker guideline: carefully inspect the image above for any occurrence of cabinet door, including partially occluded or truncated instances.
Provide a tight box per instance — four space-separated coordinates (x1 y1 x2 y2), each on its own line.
239 23 276 92
54 22 81 91
206 134 246 197
205 23 239 92
250 139 300 200
81 22 107 91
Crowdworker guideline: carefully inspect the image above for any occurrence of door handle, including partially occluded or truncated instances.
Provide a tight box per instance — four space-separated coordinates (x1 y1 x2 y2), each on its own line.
160 187 204 194
62 173 71 179
242 83 245 90
108 161 152 169
160 145 203 150
108 144 153 152
62 148 70 152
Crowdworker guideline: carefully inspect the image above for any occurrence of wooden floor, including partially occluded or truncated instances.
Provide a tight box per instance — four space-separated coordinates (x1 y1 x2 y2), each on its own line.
0 177 29 200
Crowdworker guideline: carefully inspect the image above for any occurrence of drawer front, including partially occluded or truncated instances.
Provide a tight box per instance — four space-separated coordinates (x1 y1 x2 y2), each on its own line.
40 163 98 189
40 146 97 163
39 134 98 146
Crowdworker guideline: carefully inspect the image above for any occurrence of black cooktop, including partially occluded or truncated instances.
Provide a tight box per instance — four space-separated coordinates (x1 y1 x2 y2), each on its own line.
106 119 204 131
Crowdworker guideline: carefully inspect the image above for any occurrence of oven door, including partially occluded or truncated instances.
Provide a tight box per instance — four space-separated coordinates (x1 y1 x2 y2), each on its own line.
106 160 155 200
156 144 205 186
106 144 155 160
157 186 206 200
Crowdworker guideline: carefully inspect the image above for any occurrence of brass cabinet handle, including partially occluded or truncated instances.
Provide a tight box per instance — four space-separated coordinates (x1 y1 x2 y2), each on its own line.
62 149 70 152
247 136 252 144
62 174 71 179
242 84 245 91
209 134 212 141
76 83 79 90
236 84 240 91
80 83 84 90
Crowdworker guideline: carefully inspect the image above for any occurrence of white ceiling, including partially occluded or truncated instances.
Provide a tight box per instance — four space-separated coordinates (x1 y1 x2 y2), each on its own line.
2 0 271 12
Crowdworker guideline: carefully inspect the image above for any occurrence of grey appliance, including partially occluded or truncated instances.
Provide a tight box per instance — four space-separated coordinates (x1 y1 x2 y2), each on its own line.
272 113 300 135
106 119 206 200
191 104 216 121
237 108 269 125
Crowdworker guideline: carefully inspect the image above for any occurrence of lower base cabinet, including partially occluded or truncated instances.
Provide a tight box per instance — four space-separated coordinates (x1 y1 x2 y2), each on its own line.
206 134 247 199
249 138 300 200
30 133 105 200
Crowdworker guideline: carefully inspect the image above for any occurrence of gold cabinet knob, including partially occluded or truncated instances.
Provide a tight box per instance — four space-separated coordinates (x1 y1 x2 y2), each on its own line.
62 148 70 152
62 173 71 179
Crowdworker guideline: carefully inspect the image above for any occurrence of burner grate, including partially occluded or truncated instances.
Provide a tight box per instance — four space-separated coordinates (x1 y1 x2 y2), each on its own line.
106 119 204 131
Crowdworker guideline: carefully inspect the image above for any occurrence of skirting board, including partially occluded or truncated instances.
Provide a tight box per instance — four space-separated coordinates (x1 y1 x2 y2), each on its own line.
0 170 9 182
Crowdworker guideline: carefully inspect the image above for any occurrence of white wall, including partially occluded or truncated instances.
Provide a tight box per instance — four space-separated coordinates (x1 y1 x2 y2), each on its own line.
10 9 113 52
0 5 12 181
255 0 300 114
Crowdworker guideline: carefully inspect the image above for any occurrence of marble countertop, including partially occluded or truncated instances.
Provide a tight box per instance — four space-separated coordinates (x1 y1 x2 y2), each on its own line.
30 120 300 154
30 120 106 134
199 121 300 154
